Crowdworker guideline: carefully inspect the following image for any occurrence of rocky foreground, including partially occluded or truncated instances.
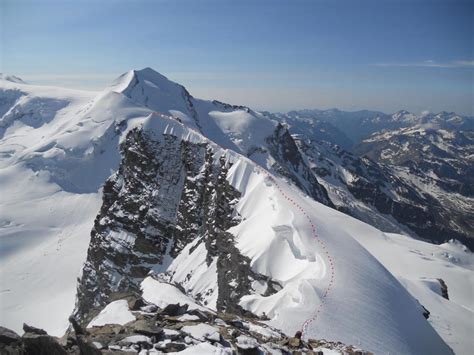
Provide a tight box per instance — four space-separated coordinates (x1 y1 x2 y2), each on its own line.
0 295 371 354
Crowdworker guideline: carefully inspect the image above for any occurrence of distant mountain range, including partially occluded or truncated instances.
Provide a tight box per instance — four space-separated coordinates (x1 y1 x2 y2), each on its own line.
277 108 473 149
275 109 474 249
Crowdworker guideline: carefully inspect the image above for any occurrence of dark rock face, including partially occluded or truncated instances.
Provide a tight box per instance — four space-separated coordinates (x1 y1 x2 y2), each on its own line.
126 320 163 337
22 324 47 336
0 324 66 355
75 130 183 321
22 333 67 355
437 279 449 300
0 326 21 345
75 335 102 355
75 128 276 323
354 128 474 197
65 298 371 354
352 128 474 249
295 137 474 250
266 124 333 207
422 305 431 319
161 304 188 317
273 109 474 249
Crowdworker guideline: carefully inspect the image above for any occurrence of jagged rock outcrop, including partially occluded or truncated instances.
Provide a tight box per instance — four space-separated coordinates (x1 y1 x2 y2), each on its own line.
274 109 474 249
1 299 371 354
75 127 276 323
294 137 474 249
266 124 333 207
0 324 66 355
354 126 474 197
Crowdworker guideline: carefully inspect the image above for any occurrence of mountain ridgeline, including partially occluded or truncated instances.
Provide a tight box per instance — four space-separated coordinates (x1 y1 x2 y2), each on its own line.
1 69 472 354
75 128 278 323
278 109 474 249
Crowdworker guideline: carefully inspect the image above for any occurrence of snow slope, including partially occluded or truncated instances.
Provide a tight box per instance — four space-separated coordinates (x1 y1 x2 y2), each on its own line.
225 159 453 354
0 78 151 335
0 70 471 354
119 112 454 354
108 68 277 161
87 300 136 328
0 164 101 335
0 71 276 335
352 233 474 355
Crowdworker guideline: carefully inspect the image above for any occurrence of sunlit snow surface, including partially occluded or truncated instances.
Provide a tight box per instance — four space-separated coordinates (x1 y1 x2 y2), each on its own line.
0 71 472 354
87 300 136 328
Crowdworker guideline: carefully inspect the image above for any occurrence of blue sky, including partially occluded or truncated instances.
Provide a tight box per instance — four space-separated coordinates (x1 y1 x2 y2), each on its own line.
1 0 473 114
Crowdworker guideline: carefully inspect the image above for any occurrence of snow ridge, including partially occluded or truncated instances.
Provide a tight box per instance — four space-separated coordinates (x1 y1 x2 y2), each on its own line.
262 171 336 338
1 68 470 354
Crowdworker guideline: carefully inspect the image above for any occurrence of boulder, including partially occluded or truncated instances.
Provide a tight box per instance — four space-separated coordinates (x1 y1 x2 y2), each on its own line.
68 316 86 335
160 304 188 317
127 297 146 311
163 342 186 352
187 309 210 322
22 324 47 335
0 326 21 345
288 336 301 348
76 335 102 355
228 319 245 329
235 346 260 355
128 319 163 337
22 332 66 355
88 324 124 336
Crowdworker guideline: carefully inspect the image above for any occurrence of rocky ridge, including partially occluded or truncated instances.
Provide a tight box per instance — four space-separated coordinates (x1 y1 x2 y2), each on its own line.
276 109 474 249
0 69 465 354
74 125 280 324
294 137 474 248
1 293 371 354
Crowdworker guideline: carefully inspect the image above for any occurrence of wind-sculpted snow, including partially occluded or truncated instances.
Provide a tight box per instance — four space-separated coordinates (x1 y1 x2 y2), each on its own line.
76 112 451 353
75 123 279 323
225 158 453 354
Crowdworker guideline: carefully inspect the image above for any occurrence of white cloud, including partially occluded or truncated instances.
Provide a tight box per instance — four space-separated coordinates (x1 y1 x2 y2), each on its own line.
373 60 474 68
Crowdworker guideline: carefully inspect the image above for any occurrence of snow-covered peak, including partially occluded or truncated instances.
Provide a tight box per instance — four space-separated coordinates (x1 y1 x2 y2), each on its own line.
392 109 417 122
1 70 472 354
0 73 25 84
105 67 279 160
104 68 201 136
108 68 186 98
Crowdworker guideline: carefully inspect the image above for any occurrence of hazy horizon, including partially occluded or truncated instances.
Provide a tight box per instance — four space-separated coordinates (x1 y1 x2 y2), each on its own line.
1 0 473 115
3 68 472 117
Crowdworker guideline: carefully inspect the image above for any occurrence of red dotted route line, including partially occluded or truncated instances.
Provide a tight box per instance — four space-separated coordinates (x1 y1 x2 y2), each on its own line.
262 171 336 339
157 116 335 339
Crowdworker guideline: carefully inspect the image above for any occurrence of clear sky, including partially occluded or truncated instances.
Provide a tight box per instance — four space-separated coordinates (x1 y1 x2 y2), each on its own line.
1 0 473 115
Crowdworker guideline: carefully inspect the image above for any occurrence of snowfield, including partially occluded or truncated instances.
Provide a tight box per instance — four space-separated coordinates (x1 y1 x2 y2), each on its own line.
0 70 472 354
